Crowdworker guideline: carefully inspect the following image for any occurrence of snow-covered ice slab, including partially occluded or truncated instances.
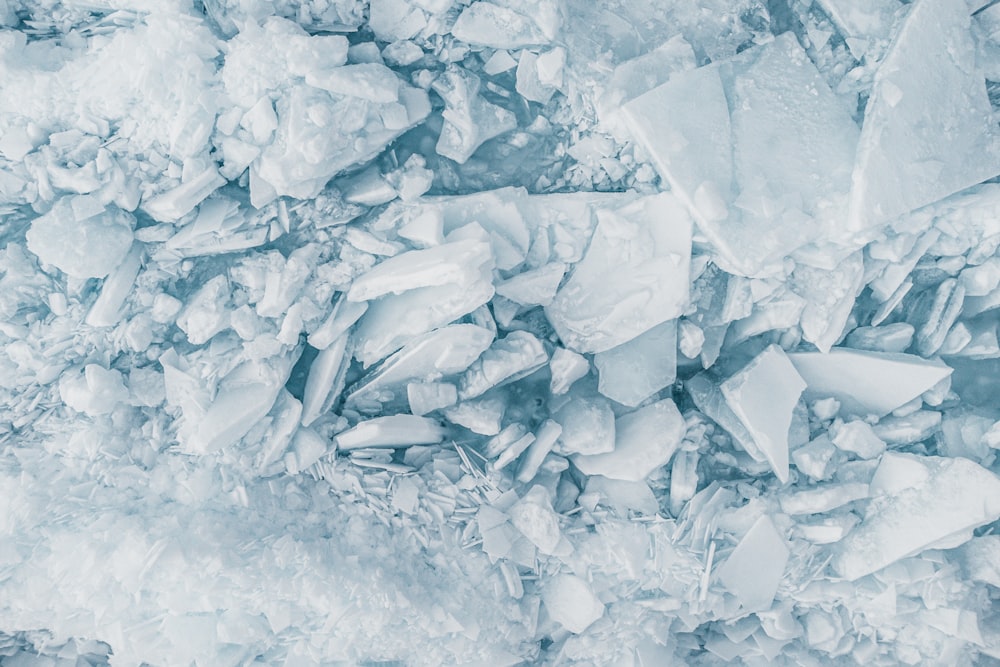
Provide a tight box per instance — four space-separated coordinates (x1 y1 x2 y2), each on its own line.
848 0 1000 231
622 33 860 276
545 193 692 353
833 453 1000 580
721 345 806 483
788 349 952 417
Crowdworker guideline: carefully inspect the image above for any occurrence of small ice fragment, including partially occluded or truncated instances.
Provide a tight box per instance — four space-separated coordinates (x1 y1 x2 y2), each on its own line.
494 262 565 307
442 394 506 435
687 373 761 459
669 450 699 514
515 51 555 104
308 298 369 350
407 382 458 416
286 427 332 474
508 485 564 554
594 319 677 407
26 197 134 279
715 515 789 612
434 66 517 164
843 323 915 353
85 243 142 327
515 420 562 484
830 420 886 459
458 331 548 401
347 239 493 301
795 514 860 545
573 399 685 481
451 2 548 49
391 475 421 515
848 0 1000 230
678 320 705 359
586 476 660 516
397 208 445 247
495 433 536 470
306 63 401 103
545 194 692 353
59 364 128 416
300 334 350 427
551 393 615 456
175 275 231 345
816 0 900 42
833 453 1000 580
788 349 952 418
792 435 839 482
548 347 589 395
142 168 226 222
721 345 806 484
778 483 870 515
541 574 605 634
335 415 447 450
871 410 941 445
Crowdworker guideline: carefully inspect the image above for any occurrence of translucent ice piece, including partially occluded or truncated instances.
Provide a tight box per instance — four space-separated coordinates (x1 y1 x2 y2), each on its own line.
86 244 142 328
833 453 1000 580
816 0 901 43
175 275 231 346
848 0 1000 231
301 334 350 427
541 574 605 634
721 345 806 484
26 197 134 279
458 331 548 401
515 420 562 484
573 399 685 481
433 66 517 164
347 239 492 301
407 382 458 416
716 515 789 612
545 193 692 353
451 2 549 49
442 393 506 435
594 319 677 407
622 33 859 276
335 415 447 450
778 483 869 515
308 297 368 350
551 392 615 456
830 420 886 459
494 262 565 307
508 485 565 554
788 349 952 417
142 168 226 223
548 347 589 395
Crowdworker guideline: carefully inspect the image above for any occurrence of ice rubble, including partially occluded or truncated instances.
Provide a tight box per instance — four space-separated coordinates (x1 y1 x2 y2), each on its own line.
4 0 1000 665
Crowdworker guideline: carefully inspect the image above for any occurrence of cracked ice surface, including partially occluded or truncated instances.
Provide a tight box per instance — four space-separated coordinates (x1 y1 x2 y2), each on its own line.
4 0 1000 665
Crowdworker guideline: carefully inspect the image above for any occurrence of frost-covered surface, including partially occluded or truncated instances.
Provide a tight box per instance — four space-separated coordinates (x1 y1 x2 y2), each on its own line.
3 0 1000 665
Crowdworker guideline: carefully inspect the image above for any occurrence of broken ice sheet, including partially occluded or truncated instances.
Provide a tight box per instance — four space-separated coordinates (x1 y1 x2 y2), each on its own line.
716 515 789 613
833 453 1000 580
593 319 677 407
621 32 859 276
545 193 692 354
26 197 134 279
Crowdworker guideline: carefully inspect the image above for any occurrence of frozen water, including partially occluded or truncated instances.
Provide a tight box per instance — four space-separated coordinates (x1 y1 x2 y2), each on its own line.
6 1 1000 664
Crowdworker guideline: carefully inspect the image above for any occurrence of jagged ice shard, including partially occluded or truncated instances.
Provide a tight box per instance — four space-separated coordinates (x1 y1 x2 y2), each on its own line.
5 0 1000 665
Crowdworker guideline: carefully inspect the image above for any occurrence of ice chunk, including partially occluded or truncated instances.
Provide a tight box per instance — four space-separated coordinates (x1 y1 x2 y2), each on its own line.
848 0 1000 231
442 394 506 435
833 453 1000 580
548 347 589 395
687 372 760 459
508 485 566 554
788 349 952 417
594 319 677 407
816 0 901 43
286 427 332 474
494 262 565 307
541 574 605 634
142 168 226 222
573 399 685 481
407 382 458 416
451 2 550 49
347 239 493 301
308 298 368 350
86 244 142 327
515 420 563 484
545 193 692 353
348 324 494 408
433 67 517 164
335 415 447 450
175 275 231 346
353 263 495 365
792 435 839 481
458 331 548 401
843 323 915 353
59 364 128 417
830 420 886 459
716 515 789 612
26 197 134 279
778 483 869 515
551 393 615 456
301 334 351 427
721 345 806 484
622 33 859 276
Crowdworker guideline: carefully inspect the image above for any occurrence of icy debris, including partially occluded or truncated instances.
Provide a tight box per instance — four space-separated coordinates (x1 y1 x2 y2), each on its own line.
335 415 447 450
551 393 615 456
848 0 1000 231
301 334 351 427
622 33 859 276
442 394 506 435
458 331 548 401
573 399 685 481
58 364 128 417
716 515 789 612
508 485 568 555
844 322 915 353
541 574 604 634
721 345 806 484
407 381 458 416
451 0 559 49
347 239 492 302
830 420 886 459
545 194 692 353
594 319 677 407
834 453 1000 580
548 347 589 395
788 349 952 417
26 197 134 279
433 67 517 164
308 298 369 350
514 419 563 483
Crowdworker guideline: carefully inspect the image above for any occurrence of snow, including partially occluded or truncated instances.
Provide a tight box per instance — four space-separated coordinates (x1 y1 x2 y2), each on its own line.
5 1 1000 664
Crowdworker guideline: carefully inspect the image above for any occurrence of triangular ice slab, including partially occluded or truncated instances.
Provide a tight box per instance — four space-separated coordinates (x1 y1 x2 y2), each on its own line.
622 33 859 276
848 0 1000 230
